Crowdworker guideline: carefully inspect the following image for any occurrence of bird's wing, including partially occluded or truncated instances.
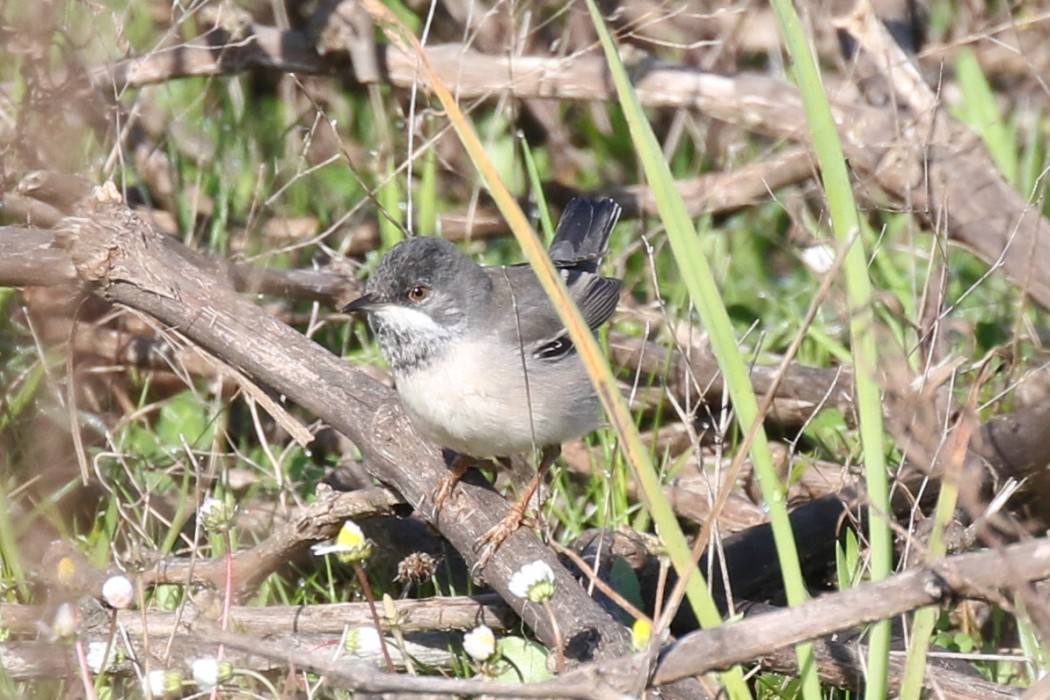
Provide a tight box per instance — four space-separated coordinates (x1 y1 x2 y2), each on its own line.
564 271 622 330
486 266 621 359
482 196 622 359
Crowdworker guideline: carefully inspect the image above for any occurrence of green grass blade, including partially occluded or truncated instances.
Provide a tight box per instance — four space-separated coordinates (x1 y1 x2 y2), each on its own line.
519 135 555 243
899 392 980 698
766 0 893 697
371 85 405 247
584 0 818 696
955 48 1018 186
0 484 28 600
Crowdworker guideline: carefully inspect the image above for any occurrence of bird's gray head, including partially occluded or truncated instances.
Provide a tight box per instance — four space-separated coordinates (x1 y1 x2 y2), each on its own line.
344 237 491 373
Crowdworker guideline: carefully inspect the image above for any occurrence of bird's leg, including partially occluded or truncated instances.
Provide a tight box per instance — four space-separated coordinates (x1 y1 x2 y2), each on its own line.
432 453 474 513
474 445 560 571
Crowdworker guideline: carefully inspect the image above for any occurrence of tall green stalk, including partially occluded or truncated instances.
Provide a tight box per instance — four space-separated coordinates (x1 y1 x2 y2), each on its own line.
584 1 819 697
765 0 893 697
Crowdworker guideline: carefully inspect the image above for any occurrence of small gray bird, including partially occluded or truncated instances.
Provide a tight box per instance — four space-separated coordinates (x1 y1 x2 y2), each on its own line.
344 197 622 565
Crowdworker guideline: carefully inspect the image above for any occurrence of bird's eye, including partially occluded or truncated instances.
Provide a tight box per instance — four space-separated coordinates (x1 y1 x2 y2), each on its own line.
407 285 430 302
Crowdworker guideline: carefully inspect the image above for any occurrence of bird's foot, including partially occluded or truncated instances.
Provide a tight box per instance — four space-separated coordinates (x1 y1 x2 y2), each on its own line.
473 506 526 572
431 454 473 516
470 446 560 574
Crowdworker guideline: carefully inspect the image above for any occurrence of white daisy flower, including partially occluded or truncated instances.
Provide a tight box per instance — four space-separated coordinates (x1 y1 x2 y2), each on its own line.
191 657 232 690
799 243 836 275
507 560 556 602
462 624 496 661
101 574 134 609
344 625 383 656
142 669 182 698
50 602 77 640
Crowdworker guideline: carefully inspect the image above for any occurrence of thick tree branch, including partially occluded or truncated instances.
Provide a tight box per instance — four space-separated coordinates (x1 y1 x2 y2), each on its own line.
49 186 634 666
652 535 1050 683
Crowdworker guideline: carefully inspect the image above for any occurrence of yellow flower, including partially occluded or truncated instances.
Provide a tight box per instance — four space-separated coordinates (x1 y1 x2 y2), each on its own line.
312 520 373 563
631 618 653 650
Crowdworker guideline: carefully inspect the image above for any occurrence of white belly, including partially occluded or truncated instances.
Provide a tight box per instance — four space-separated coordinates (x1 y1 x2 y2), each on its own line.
393 340 600 456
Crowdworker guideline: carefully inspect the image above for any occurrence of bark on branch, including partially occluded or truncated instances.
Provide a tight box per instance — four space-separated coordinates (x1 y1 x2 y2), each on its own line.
49 184 634 667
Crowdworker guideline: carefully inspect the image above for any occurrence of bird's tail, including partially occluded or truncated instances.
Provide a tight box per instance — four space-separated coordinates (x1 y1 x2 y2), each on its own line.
547 197 622 272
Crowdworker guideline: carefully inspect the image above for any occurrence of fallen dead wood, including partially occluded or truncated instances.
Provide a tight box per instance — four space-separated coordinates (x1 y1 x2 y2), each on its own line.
754 626 1019 700
651 535 1050 683
73 20 1050 311
178 534 1044 697
0 594 515 642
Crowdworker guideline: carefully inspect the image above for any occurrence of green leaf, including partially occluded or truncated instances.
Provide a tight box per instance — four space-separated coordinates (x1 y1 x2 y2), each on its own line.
156 390 215 452
955 48 1018 186
609 556 645 619
492 637 553 683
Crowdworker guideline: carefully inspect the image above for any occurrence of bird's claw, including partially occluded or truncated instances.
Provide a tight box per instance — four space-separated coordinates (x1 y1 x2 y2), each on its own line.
429 454 473 517
472 509 525 572
431 473 457 512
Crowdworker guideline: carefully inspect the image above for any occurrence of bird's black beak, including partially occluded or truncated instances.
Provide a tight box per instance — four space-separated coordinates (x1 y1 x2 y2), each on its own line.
342 294 377 314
